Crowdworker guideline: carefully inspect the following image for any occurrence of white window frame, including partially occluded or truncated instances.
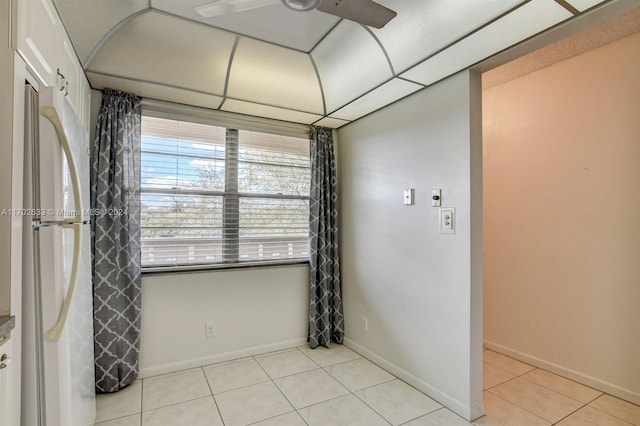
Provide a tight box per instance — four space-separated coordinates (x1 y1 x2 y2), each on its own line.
141 100 311 273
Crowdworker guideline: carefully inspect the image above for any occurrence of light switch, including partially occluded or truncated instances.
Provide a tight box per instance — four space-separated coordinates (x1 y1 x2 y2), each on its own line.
403 189 414 205
431 189 441 207
439 208 455 234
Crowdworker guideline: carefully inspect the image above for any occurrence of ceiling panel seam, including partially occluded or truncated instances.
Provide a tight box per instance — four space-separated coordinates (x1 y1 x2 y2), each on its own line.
402 2 578 94
329 83 428 128
396 76 426 87
87 70 325 117
325 76 413 117
362 25 395 75
311 117 349 127
50 0 90 68
554 0 580 14
397 0 535 78
480 1 640 78
308 54 327 116
83 7 152 69
223 35 241 100
87 70 225 97
150 8 310 54
308 18 343 53
224 96 326 116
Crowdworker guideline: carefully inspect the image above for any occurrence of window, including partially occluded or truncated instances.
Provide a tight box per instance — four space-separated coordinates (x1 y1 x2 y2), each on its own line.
140 115 310 269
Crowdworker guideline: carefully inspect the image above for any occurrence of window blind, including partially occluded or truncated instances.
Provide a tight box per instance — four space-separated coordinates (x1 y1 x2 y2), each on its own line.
140 115 310 269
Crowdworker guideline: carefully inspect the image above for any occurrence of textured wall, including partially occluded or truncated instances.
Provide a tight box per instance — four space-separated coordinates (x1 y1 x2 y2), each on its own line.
483 32 640 403
338 70 484 420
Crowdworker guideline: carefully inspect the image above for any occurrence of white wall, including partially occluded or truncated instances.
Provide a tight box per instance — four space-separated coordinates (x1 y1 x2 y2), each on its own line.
89 90 310 377
483 32 640 404
337 70 484 421
139 265 309 377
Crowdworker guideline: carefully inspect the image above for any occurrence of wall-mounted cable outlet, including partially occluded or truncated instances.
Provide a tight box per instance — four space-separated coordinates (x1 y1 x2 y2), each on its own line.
361 316 368 333
205 322 215 337
439 208 455 234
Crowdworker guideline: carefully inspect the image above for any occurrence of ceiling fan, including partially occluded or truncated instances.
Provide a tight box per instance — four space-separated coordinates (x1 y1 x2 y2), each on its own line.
194 0 397 29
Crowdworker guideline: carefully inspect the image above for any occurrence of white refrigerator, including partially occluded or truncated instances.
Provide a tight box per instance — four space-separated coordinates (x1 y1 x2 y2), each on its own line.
22 84 96 426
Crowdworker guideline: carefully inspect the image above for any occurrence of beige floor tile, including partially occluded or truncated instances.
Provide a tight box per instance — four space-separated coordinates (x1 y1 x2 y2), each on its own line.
483 351 535 376
483 363 517 390
355 379 441 425
141 396 223 426
142 369 211 412
404 407 472 425
590 394 640 425
298 394 389 426
95 380 142 423
94 414 141 426
203 358 270 394
556 405 634 426
214 381 293 426
299 344 361 366
273 368 349 409
523 369 602 403
489 376 583 423
473 391 550 426
250 411 308 426
255 349 319 379
95 347 639 426
324 358 395 392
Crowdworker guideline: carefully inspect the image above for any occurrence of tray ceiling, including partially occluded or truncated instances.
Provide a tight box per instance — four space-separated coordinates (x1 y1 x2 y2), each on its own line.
53 0 616 128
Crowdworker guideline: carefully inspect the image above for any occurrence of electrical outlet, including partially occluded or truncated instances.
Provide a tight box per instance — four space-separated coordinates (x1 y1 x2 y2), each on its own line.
361 316 368 333
205 322 215 337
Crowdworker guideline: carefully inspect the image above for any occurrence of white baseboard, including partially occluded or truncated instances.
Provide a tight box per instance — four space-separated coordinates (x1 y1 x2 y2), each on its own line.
483 340 640 405
344 338 485 422
139 338 307 378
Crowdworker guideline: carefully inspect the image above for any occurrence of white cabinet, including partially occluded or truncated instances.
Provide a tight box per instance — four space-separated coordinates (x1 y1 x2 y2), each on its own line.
17 0 91 131
61 38 84 117
16 0 62 87
0 338 13 426
81 79 92 133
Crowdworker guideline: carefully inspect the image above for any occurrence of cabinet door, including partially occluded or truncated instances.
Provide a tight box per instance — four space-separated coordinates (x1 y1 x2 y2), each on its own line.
61 37 82 115
17 0 63 87
0 339 13 426
82 78 92 133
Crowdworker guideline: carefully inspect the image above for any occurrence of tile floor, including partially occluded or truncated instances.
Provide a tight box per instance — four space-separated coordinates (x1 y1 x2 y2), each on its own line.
93 346 640 426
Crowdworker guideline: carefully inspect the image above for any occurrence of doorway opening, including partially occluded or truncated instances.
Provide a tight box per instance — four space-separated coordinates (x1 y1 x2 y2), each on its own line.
479 6 640 419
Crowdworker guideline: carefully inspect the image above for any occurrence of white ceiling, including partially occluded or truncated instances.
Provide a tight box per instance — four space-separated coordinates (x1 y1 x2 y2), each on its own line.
52 0 626 128
152 0 340 52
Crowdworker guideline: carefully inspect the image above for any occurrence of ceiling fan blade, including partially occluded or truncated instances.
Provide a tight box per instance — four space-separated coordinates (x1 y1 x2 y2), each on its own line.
194 0 281 18
316 0 396 29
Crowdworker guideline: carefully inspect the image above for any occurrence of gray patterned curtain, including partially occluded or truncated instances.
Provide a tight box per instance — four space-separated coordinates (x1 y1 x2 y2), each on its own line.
309 127 344 348
91 89 142 392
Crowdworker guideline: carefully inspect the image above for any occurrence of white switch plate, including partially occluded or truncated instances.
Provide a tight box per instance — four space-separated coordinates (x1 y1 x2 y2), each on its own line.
205 322 215 337
439 208 455 234
431 189 441 207
403 189 414 205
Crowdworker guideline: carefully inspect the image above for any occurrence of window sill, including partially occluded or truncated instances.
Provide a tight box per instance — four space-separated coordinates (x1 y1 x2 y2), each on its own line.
141 259 310 276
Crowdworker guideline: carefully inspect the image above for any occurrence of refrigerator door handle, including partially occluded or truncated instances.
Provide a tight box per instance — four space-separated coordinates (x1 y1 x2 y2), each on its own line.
40 105 84 223
45 222 83 342
41 96 87 342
